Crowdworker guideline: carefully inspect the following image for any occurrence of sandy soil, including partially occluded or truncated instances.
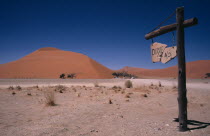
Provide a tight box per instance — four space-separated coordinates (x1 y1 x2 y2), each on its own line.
0 79 210 136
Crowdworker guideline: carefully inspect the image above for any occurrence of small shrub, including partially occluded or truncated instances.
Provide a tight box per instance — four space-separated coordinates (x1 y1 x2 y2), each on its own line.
172 84 177 89
27 92 32 96
125 93 130 98
109 98 113 104
125 80 133 88
67 73 76 79
142 94 148 97
121 90 125 94
77 93 81 97
59 73 65 79
8 86 14 90
158 81 162 87
125 99 129 102
94 82 99 87
44 91 56 106
55 85 66 92
12 91 16 95
16 86 22 90
112 86 118 89
72 88 77 92
34 85 39 89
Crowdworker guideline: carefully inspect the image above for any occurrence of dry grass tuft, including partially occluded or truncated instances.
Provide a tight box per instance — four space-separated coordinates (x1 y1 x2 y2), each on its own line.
44 91 56 106
72 88 77 92
77 93 81 97
125 93 131 98
125 99 129 102
158 81 162 87
109 98 113 104
94 82 99 87
27 92 32 96
55 85 66 92
33 85 39 89
141 94 148 98
112 86 118 89
125 80 133 88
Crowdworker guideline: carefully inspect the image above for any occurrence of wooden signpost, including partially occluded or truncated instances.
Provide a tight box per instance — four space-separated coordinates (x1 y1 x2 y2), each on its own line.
151 42 167 63
161 46 177 64
145 7 198 131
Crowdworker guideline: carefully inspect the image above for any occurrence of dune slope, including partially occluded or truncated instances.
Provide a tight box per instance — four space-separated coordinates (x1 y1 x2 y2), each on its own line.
0 47 113 79
119 60 210 79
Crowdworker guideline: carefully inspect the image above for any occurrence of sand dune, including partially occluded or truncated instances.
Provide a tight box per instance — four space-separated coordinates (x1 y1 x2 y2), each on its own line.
119 60 210 79
0 47 112 79
0 47 209 79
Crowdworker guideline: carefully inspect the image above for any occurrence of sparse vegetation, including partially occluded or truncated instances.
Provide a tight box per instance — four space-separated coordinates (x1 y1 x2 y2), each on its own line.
59 73 65 79
125 93 130 98
125 80 133 88
27 92 32 96
94 82 99 87
34 85 39 89
172 84 177 89
158 81 162 87
12 91 16 95
109 98 113 104
8 86 14 90
67 73 76 79
55 85 66 92
72 88 77 92
44 91 56 106
205 73 210 78
16 86 22 90
77 93 81 97
121 89 125 94
142 94 148 97
112 71 137 79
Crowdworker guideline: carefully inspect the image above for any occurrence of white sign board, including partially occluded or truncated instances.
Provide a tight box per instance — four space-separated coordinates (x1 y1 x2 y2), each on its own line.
151 42 167 63
161 46 177 64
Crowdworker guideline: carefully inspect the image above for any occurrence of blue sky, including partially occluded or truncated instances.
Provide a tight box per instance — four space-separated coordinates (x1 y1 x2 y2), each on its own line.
0 0 209 70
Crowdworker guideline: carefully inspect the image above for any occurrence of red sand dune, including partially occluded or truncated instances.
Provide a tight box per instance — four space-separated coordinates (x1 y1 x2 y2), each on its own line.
0 47 113 79
0 47 209 79
119 60 210 79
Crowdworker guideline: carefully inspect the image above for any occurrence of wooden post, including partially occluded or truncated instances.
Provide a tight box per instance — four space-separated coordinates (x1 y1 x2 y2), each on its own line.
145 18 198 40
176 7 188 131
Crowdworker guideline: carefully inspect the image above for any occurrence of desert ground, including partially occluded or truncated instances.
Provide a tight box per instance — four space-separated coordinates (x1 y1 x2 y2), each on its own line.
0 79 210 136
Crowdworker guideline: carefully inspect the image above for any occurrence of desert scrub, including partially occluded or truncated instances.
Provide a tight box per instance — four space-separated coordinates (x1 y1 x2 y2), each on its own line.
125 80 133 88
16 86 22 90
94 82 99 87
8 86 14 90
158 81 162 87
55 85 66 93
44 91 56 106
125 93 131 98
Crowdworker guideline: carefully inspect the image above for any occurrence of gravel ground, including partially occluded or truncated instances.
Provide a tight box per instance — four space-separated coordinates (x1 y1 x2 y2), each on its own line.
0 79 209 136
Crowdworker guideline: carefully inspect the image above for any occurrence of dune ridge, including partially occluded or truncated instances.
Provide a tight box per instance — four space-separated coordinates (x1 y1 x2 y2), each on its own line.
0 47 113 79
119 60 210 79
0 47 209 79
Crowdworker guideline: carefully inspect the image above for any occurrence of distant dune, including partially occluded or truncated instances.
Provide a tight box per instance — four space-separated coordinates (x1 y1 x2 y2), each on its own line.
119 60 210 79
0 47 209 79
0 47 113 79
